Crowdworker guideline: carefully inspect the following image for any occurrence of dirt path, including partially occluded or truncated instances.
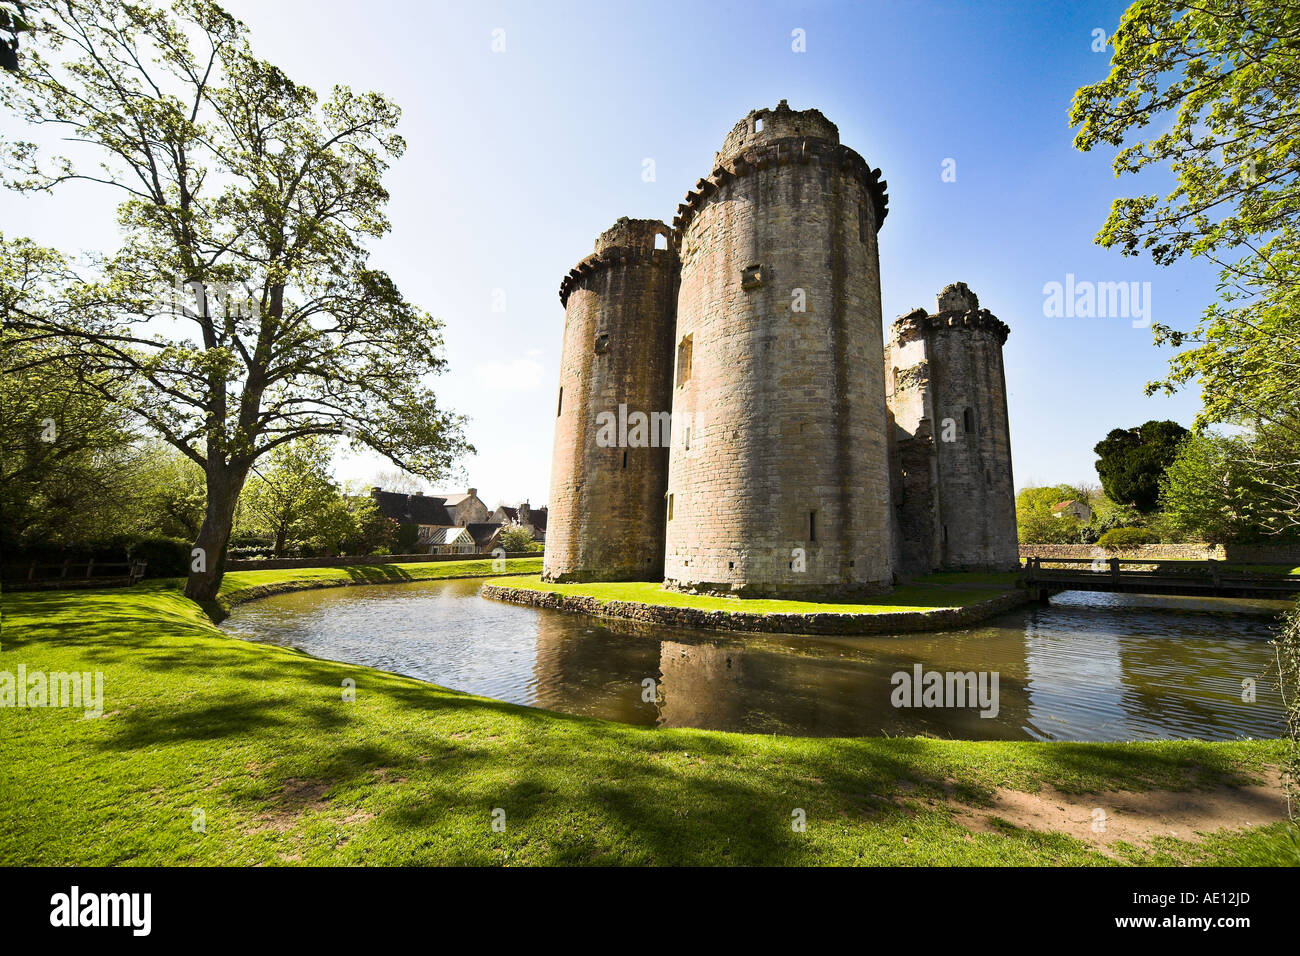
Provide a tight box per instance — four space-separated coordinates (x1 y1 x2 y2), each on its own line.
947 769 1289 856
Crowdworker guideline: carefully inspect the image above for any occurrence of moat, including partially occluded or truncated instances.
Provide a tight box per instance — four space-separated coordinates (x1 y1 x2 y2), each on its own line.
219 577 1287 741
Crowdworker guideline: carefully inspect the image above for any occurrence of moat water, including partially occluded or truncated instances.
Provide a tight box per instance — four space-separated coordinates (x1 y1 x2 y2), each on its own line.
219 577 1289 740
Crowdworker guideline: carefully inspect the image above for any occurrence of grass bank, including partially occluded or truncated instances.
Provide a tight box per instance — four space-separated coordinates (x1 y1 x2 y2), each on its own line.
497 572 1021 614
1 560 1292 866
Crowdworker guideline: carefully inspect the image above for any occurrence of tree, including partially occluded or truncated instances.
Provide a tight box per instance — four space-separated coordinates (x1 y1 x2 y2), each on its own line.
1093 420 1188 513
238 436 341 556
1016 484 1088 545
1070 1 1300 529
497 526 536 553
0 2 30 72
1 0 470 599
130 440 208 539
1158 430 1265 543
0 247 140 548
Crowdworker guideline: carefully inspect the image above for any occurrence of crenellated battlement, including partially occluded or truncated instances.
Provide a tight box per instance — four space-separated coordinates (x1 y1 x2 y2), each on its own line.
558 218 677 306
670 136 888 244
716 99 840 163
891 287 1010 347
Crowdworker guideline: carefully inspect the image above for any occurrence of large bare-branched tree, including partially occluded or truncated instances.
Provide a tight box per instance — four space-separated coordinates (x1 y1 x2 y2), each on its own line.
1 0 470 599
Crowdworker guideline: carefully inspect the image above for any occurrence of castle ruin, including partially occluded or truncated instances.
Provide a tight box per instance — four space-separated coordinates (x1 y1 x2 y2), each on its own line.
544 100 1017 597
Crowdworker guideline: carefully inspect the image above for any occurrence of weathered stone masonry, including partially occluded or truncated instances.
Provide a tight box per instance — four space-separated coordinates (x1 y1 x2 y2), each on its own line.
544 101 1018 594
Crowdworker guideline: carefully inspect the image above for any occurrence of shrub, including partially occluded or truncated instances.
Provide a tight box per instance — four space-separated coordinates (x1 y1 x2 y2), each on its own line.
127 536 191 577
1097 526 1158 551
227 546 275 559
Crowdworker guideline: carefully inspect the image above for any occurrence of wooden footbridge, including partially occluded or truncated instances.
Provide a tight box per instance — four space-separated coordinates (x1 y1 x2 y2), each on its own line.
1020 556 1300 602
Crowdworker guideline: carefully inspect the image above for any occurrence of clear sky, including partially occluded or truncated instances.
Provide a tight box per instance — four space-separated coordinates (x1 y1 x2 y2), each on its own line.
3 0 1214 509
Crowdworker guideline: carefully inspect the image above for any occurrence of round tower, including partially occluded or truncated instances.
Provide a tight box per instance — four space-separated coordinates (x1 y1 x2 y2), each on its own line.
663 100 893 597
893 282 1018 571
543 217 678 581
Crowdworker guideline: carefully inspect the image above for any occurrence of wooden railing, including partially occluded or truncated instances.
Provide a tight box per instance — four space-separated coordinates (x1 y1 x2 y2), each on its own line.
1 558 148 591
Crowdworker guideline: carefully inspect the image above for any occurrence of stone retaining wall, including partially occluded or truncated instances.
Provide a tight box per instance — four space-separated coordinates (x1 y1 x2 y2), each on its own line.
1019 543 1300 564
226 551 535 571
480 583 1034 636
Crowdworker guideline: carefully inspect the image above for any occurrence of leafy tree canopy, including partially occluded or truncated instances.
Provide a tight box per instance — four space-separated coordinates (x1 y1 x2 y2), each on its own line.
1093 419 1188 513
0 0 470 598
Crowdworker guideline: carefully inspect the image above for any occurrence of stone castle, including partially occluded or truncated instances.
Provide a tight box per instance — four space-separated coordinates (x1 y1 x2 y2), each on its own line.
544 100 1018 597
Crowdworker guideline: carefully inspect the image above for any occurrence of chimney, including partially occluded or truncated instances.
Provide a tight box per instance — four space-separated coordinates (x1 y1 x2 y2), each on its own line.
467 487 477 498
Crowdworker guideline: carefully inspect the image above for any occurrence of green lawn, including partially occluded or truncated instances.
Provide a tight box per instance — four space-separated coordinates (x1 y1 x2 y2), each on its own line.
1 558 1293 866
497 572 1021 614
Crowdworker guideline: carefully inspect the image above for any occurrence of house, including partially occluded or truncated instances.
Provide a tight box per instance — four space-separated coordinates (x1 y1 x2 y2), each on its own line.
488 500 548 543
370 487 489 553
423 526 476 554
427 488 490 526
1051 499 1093 523
369 485 547 554
466 523 505 552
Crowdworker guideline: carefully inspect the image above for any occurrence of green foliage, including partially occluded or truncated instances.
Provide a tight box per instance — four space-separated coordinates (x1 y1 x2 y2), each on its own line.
1094 420 1188 513
1 0 471 598
1097 526 1159 550
238 437 343 556
1071 2 1300 533
1158 430 1270 543
496 526 535 553
129 441 208 540
0 315 139 549
395 522 420 553
1276 606 1300 822
128 536 191 578
1016 485 1088 544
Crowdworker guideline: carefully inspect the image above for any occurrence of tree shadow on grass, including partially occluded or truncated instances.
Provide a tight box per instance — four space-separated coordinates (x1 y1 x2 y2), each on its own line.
341 565 416 584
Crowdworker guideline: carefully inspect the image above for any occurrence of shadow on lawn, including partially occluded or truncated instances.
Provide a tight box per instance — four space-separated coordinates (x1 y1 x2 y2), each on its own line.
6 584 1277 865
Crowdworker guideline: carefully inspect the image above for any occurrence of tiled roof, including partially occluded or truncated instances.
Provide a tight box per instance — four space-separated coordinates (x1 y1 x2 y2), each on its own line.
371 490 453 525
433 492 472 506
466 523 502 548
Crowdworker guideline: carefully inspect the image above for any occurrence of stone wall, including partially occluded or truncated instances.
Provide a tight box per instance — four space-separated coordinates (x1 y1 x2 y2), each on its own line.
662 102 894 597
544 217 678 581
225 552 535 571
1020 543 1300 564
481 582 1034 636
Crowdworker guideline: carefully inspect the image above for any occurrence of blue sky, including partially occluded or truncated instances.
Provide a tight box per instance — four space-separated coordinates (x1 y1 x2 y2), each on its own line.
3 0 1215 508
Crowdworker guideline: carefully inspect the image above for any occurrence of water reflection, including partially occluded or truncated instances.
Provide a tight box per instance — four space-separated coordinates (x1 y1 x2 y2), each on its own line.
219 578 1287 741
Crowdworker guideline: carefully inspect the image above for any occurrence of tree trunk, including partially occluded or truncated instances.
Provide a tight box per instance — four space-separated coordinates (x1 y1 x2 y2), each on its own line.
273 526 286 558
184 466 245 602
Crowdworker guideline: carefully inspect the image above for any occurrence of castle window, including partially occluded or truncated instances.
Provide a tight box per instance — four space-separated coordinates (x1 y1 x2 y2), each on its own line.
963 406 975 433
655 233 667 250
755 116 764 132
859 202 868 244
676 334 693 386
594 332 610 354
891 367 899 396
667 494 674 521
557 387 563 416
809 510 817 542
622 450 627 469
741 264 763 289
